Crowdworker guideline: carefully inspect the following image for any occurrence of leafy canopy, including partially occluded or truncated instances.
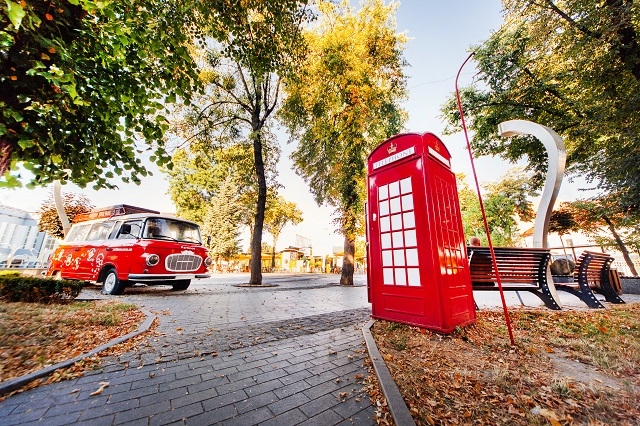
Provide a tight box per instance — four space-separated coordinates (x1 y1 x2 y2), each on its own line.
1 0 200 189
441 0 640 213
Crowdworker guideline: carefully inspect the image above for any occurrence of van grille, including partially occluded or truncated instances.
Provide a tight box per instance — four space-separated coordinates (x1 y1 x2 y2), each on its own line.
165 254 202 272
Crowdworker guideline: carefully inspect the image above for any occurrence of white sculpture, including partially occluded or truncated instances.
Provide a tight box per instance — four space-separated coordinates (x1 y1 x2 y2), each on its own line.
498 120 566 249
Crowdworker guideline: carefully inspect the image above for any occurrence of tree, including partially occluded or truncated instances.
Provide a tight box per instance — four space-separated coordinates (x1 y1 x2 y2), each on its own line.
264 195 303 269
457 169 537 247
177 1 312 285
564 198 639 276
201 175 243 269
280 0 408 285
441 0 640 213
166 142 259 224
1 0 201 189
37 192 93 239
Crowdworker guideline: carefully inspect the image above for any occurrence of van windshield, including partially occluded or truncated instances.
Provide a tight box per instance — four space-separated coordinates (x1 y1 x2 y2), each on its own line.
143 218 202 244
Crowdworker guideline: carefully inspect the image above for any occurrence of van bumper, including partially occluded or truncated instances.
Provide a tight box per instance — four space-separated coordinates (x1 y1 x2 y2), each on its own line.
127 273 211 281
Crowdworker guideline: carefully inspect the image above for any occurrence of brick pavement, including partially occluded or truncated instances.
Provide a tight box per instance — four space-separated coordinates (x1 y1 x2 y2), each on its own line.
0 276 377 425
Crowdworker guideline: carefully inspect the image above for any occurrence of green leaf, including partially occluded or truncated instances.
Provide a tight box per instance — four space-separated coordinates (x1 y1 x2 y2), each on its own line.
6 1 26 30
17 139 35 150
51 155 63 164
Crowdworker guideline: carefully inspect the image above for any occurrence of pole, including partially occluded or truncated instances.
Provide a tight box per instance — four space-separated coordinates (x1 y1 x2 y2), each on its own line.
455 52 516 346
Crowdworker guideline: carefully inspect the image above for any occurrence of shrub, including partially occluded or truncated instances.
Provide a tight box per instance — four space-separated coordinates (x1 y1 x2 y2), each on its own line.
0 276 86 303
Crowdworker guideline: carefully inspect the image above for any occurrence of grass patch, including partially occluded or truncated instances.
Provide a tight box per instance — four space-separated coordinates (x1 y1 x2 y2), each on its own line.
0 300 145 384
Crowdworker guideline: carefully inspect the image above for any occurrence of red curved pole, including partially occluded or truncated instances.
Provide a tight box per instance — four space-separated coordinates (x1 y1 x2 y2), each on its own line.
455 52 515 346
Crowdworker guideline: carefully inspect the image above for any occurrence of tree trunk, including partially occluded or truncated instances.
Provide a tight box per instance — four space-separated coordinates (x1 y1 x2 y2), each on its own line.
0 139 12 179
271 235 279 270
602 214 638 276
249 118 267 285
340 234 355 286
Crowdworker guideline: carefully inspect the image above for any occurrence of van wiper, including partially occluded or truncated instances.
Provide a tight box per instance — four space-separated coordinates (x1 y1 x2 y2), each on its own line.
151 234 179 242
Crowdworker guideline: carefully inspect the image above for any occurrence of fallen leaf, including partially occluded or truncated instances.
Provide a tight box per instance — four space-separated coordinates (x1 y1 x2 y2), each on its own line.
90 382 109 396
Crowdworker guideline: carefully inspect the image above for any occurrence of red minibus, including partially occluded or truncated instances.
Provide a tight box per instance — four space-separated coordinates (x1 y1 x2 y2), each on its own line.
46 205 212 294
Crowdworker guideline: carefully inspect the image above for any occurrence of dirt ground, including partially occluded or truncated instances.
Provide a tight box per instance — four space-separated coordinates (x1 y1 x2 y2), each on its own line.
368 304 640 425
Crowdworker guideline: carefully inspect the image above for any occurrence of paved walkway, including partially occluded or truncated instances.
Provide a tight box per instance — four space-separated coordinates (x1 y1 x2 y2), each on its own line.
0 274 376 426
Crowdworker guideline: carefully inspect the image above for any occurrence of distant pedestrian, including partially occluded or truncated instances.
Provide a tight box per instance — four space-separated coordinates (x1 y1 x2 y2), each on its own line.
469 236 482 247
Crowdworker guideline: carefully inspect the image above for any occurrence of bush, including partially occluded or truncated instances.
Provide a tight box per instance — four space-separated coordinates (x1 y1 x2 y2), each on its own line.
0 276 86 303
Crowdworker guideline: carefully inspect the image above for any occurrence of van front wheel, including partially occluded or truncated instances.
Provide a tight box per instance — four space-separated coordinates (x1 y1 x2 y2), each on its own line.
102 267 125 295
172 280 191 291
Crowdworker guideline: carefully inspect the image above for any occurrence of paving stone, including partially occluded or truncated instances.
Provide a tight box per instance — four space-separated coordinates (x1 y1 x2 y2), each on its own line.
107 383 158 404
171 387 218 409
149 402 204 426
233 390 278 414
37 411 81 426
187 403 238 425
201 390 249 411
260 407 310 426
2 406 48 425
113 400 171 424
299 393 341 418
267 391 312 416
300 408 345 426
222 406 274 426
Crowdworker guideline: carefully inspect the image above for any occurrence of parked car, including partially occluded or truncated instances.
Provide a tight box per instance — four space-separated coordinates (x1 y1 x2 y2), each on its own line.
46 205 212 294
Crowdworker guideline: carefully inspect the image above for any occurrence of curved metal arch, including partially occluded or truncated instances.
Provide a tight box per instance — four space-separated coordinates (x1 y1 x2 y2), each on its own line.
498 120 566 249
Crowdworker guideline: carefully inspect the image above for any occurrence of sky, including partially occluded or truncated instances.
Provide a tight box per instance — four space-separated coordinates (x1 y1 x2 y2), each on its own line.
0 1 589 255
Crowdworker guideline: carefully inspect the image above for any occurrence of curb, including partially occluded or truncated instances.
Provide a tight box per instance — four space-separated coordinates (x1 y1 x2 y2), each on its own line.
0 308 156 397
362 319 416 426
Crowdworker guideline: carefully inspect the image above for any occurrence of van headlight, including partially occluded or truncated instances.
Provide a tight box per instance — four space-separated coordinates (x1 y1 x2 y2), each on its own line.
146 254 160 266
204 256 213 267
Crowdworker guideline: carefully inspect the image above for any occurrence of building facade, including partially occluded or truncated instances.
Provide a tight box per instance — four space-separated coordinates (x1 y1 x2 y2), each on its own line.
0 204 58 267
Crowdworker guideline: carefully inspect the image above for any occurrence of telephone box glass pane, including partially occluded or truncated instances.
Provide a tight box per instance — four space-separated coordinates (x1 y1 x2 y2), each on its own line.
400 177 412 194
401 194 414 211
407 268 421 286
403 211 415 228
405 229 417 246
391 214 403 230
406 248 419 266
392 231 404 247
389 181 400 197
395 268 406 285
383 268 394 284
379 185 389 200
380 216 390 232
381 233 392 249
393 249 405 266
382 250 393 266
379 200 389 216
390 197 401 213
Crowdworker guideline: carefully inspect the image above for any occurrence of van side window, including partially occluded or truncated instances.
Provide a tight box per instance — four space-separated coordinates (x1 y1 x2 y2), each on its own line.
117 220 142 239
66 224 90 242
86 221 114 241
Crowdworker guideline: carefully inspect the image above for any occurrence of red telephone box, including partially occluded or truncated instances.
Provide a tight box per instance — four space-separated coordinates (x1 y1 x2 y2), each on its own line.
366 132 476 333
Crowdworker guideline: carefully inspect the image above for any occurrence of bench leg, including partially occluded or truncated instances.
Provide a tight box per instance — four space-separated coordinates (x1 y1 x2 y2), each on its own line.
529 290 562 310
597 283 626 304
555 285 605 309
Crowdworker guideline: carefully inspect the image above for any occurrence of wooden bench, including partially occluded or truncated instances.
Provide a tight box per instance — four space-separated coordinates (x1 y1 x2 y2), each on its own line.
468 247 561 310
554 251 625 308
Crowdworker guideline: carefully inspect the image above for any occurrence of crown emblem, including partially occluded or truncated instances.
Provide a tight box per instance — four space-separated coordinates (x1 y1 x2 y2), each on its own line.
387 142 397 154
